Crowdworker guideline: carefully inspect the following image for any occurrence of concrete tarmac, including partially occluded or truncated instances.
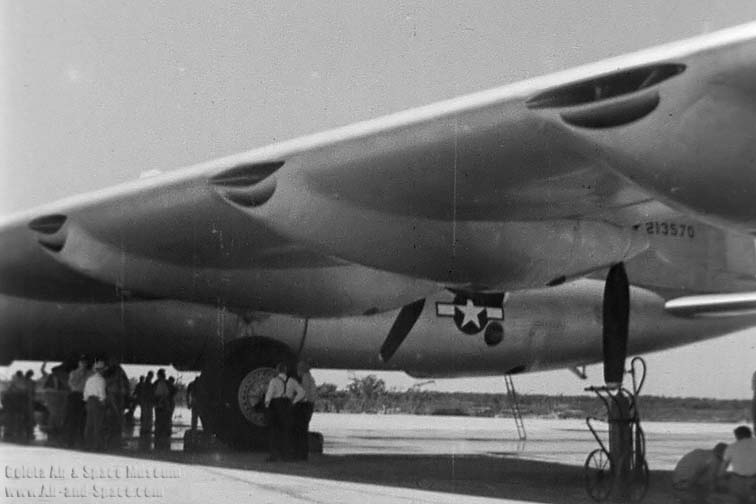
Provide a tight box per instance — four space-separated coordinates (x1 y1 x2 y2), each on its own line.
0 413 745 503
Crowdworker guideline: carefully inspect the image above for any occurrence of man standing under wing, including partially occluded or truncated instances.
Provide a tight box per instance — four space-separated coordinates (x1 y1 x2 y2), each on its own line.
83 358 107 451
65 355 89 447
293 361 317 460
264 362 304 461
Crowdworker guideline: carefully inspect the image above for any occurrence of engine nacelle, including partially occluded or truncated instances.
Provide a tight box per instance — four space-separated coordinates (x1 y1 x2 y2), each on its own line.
300 279 756 377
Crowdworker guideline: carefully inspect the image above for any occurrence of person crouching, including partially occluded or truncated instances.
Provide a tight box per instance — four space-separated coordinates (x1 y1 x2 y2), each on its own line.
672 442 727 503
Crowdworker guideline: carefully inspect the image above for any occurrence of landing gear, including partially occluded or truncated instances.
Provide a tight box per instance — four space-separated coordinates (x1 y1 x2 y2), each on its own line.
195 339 293 450
584 263 648 501
584 357 649 502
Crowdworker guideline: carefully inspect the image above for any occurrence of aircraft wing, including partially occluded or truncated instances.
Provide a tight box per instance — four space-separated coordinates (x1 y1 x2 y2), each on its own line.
3 22 756 313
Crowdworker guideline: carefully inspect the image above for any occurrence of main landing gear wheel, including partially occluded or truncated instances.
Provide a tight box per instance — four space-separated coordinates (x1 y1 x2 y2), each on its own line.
584 448 613 502
196 339 293 450
237 367 277 427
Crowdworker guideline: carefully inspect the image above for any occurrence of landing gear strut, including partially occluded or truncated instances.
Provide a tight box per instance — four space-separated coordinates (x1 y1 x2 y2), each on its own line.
584 357 649 502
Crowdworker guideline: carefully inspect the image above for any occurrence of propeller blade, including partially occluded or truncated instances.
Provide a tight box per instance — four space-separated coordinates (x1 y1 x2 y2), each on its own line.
602 262 630 387
379 298 426 363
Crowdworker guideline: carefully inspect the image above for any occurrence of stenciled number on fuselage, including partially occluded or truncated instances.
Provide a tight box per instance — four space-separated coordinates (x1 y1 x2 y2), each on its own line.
644 221 695 238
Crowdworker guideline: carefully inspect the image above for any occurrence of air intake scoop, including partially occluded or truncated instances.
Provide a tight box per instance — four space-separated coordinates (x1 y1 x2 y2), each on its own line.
28 214 67 234
209 161 284 187
29 214 68 253
210 161 283 208
526 63 684 130
526 63 685 110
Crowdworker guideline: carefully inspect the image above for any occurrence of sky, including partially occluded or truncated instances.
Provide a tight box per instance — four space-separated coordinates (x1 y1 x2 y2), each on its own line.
2 1 756 399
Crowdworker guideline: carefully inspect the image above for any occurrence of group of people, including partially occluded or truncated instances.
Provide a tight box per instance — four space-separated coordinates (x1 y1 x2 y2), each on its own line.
0 355 130 450
56 355 130 451
2 354 317 460
673 425 756 503
129 368 180 450
1 369 40 441
264 360 317 462
0 355 185 453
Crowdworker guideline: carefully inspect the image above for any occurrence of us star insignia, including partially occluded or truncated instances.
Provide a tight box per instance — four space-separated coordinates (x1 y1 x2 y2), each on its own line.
436 297 504 334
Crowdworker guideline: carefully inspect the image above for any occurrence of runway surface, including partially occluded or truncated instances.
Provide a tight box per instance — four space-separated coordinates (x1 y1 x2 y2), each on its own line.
0 412 745 503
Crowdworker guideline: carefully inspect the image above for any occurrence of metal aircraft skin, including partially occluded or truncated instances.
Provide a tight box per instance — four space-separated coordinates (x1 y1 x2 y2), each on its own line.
4 22 756 444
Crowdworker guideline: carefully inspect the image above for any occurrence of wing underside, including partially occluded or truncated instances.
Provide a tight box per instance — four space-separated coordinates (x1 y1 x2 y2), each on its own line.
3 23 756 313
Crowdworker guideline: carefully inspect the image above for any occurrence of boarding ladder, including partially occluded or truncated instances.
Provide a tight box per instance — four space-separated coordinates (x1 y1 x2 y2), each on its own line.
504 374 527 441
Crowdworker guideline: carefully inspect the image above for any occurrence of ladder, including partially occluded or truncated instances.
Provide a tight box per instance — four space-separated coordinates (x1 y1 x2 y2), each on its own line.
505 374 527 441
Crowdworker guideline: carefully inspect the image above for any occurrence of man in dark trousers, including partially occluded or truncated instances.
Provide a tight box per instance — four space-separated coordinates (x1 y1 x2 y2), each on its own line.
138 371 154 449
23 370 36 441
292 361 317 460
152 369 172 450
167 376 178 418
264 362 304 461
186 377 200 431
65 355 90 447
83 358 107 451
103 357 129 449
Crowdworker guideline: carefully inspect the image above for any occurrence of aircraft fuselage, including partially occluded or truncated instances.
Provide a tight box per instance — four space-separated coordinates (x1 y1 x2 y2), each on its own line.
2 279 754 377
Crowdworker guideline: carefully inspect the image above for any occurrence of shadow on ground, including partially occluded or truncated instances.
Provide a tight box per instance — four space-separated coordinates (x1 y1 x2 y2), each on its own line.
89 440 676 504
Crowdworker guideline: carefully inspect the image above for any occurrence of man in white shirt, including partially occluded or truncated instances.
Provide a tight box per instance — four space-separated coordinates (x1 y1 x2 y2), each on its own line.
719 425 756 503
264 364 305 407
64 355 90 447
83 358 107 451
293 361 317 460
264 362 304 461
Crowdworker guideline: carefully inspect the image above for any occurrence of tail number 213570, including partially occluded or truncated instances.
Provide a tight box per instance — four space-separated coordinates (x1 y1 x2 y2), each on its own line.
644 221 695 239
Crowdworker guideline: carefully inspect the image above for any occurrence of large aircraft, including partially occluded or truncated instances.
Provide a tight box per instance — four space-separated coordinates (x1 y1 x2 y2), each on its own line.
3 23 756 447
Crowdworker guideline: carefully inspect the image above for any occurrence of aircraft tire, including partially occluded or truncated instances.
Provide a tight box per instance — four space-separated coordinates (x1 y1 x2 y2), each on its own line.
195 339 294 450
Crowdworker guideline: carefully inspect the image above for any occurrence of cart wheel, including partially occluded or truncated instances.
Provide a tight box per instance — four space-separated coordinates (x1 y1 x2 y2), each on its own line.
628 458 649 502
584 448 613 502
633 426 646 466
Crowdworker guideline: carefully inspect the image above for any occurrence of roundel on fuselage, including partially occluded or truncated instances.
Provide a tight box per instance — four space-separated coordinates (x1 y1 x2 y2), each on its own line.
435 292 505 335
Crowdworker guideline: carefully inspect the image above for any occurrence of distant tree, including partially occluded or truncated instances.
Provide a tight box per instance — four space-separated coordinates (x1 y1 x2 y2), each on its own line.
317 383 338 396
343 374 387 412
347 374 386 400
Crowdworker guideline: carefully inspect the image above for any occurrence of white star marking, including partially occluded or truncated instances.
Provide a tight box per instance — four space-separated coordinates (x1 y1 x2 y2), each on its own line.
457 299 485 329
